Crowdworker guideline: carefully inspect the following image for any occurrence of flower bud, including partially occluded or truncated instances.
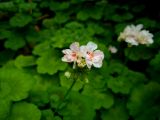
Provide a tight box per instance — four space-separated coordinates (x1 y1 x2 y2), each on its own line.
64 71 71 78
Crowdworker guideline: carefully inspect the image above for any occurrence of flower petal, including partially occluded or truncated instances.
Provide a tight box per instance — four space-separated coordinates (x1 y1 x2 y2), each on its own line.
93 50 104 60
86 42 97 51
62 55 72 62
70 42 79 52
135 24 143 31
80 45 87 57
93 61 103 68
125 38 139 46
62 49 72 54
86 60 93 69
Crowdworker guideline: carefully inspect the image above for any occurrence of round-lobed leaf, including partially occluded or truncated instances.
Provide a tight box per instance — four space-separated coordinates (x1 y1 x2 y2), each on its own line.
127 82 160 120
8 102 41 120
0 68 35 101
0 98 11 120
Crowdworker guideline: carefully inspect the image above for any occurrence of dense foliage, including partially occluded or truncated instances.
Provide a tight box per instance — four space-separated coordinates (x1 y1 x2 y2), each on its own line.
0 0 160 120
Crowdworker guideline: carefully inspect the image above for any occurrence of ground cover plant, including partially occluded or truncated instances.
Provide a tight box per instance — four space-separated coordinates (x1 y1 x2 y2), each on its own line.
0 0 160 120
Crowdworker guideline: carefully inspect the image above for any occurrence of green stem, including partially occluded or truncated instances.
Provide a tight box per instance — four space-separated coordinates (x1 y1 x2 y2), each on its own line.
120 48 131 75
55 72 78 112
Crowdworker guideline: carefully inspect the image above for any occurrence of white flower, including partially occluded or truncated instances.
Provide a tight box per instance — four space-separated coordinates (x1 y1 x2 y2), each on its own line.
138 30 153 45
125 37 139 46
62 42 80 63
118 24 143 46
80 42 104 69
108 45 118 53
118 24 153 46
62 41 104 69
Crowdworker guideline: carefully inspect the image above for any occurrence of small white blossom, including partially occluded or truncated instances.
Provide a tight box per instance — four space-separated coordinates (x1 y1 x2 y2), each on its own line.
80 42 104 69
108 45 118 53
118 24 153 46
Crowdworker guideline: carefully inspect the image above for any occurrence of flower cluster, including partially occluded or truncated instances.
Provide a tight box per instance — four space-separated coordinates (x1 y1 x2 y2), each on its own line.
62 42 104 69
118 24 153 46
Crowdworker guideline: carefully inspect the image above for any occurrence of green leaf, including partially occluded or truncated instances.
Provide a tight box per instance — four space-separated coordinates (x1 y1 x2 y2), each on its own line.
0 30 12 39
90 6 103 20
41 109 62 120
87 22 105 35
0 2 16 11
0 68 35 101
127 82 160 120
0 98 11 120
14 0 25 4
36 49 67 75
150 52 160 71
136 18 157 28
111 13 133 22
70 0 84 3
28 75 59 107
77 10 90 21
107 76 132 94
49 2 69 11
103 4 117 20
41 109 54 120
59 92 95 120
25 27 42 43
48 87 66 109
125 46 153 61
53 12 69 24
59 72 84 91
106 70 146 94
115 23 127 35
51 29 71 48
104 61 127 76
15 55 36 68
33 41 67 75
4 33 26 50
42 18 54 28
149 53 160 83
82 85 114 109
101 102 129 120
9 14 32 27
51 24 92 48
153 32 160 47
33 41 51 56
8 102 41 120
0 50 15 65
29 90 49 107
87 70 106 89
77 5 103 21
65 21 84 29
132 5 145 13
19 2 37 11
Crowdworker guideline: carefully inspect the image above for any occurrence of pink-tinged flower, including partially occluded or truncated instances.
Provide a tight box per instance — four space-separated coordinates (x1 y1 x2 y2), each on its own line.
80 42 104 69
62 42 80 63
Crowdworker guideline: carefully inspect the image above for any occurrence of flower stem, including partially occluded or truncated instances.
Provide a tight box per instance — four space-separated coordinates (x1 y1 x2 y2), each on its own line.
121 48 131 74
55 71 78 112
